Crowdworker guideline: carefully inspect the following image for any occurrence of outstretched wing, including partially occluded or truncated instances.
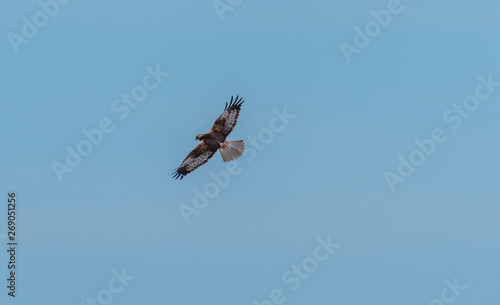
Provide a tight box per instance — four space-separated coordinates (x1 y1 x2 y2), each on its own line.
172 142 218 180
209 95 244 137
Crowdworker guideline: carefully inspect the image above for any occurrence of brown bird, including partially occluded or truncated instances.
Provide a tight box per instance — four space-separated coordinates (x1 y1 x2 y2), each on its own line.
172 96 245 180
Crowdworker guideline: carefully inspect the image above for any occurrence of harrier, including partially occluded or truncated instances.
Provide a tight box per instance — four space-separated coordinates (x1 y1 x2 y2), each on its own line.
172 96 245 180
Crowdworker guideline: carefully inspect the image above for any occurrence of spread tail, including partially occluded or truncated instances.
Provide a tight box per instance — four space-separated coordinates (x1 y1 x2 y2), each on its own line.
220 140 245 162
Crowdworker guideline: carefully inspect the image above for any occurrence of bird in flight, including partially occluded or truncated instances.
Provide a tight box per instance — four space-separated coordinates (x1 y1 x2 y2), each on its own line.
172 96 245 180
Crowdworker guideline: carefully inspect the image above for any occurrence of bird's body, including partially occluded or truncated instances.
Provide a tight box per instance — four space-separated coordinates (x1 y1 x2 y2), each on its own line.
196 131 225 144
172 96 245 180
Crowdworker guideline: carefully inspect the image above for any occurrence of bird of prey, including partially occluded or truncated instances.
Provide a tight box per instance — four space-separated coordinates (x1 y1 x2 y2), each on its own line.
172 96 245 180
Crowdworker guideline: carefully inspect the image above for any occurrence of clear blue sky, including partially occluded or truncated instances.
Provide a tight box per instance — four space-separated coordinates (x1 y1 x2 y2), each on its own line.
1 0 499 304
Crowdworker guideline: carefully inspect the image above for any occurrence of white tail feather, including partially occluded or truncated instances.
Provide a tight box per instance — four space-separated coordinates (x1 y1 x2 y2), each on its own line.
220 140 245 162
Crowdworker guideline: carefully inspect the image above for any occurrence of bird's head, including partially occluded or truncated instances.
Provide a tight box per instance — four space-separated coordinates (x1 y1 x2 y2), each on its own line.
195 134 203 141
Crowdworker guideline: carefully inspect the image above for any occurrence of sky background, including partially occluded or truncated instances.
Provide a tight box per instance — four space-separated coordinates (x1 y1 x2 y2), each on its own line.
1 0 499 304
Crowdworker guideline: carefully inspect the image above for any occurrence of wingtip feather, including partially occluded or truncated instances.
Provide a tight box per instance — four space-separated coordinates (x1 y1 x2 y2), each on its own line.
172 166 187 180
226 95 244 109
